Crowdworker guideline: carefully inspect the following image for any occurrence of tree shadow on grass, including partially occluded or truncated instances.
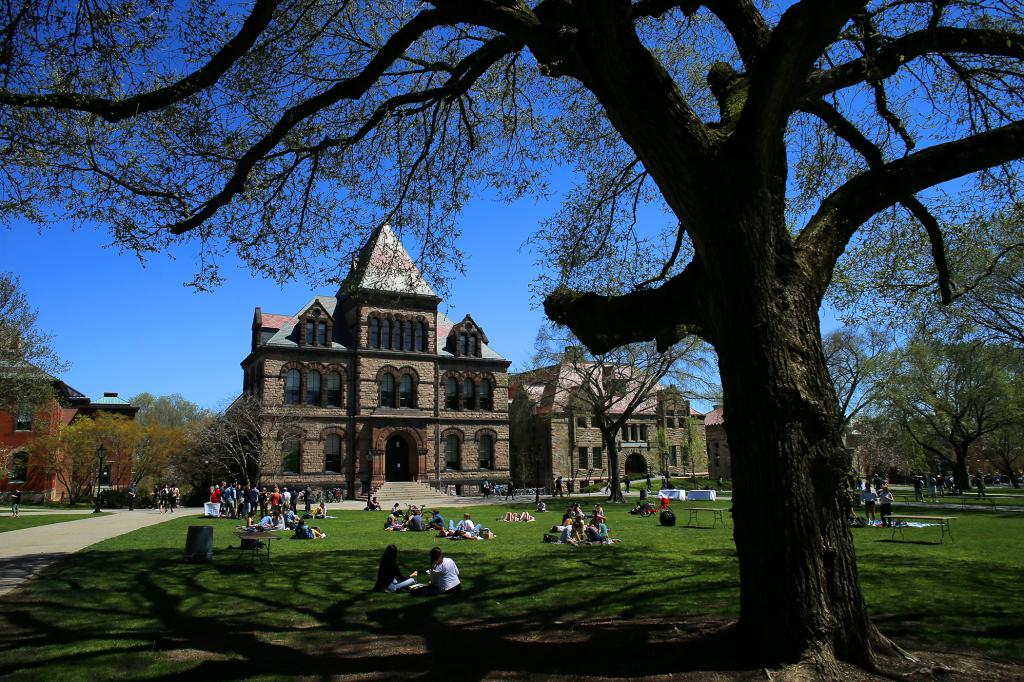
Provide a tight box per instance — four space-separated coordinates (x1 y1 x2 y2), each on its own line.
0 547 752 681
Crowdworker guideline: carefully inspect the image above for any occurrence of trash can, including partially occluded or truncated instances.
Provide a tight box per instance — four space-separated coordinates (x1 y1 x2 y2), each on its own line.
639 488 647 501
184 525 214 563
659 510 676 527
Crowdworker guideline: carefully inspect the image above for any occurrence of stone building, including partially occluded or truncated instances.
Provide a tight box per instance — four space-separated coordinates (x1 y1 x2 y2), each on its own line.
509 359 705 487
704 405 732 480
241 224 510 498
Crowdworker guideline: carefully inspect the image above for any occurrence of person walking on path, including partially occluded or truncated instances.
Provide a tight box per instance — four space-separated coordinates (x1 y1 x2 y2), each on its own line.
646 473 652 491
127 484 137 511
554 475 564 497
505 481 515 500
10 489 21 517
624 476 631 493
304 484 313 513
976 470 986 498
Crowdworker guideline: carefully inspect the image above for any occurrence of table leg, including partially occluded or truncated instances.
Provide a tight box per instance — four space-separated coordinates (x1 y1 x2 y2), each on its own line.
688 509 698 527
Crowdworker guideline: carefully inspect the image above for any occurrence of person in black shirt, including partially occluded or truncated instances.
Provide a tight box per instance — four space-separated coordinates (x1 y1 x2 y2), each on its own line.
11 489 21 517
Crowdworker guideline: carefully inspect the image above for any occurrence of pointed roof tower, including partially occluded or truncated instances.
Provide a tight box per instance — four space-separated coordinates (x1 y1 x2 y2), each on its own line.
342 224 438 298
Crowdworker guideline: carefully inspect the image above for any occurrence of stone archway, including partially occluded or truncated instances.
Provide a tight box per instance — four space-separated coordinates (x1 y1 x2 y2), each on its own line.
624 453 648 476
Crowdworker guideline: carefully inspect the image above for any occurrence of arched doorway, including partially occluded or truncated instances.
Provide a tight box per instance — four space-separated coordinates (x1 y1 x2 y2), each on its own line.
624 453 647 476
385 435 411 481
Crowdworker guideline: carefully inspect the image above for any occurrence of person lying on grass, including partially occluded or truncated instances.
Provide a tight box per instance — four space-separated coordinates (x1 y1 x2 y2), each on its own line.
503 511 535 522
372 544 419 593
293 518 327 539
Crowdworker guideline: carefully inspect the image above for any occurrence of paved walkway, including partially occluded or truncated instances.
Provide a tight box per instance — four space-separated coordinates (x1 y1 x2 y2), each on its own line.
0 508 198 597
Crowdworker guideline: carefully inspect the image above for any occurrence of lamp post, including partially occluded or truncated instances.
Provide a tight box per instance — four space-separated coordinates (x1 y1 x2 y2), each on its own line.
93 444 106 513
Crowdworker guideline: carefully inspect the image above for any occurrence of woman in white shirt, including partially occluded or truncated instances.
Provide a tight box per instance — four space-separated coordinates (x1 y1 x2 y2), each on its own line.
861 482 877 523
418 547 461 595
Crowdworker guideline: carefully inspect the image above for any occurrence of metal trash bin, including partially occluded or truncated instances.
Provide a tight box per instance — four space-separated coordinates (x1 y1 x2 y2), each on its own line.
184 525 214 563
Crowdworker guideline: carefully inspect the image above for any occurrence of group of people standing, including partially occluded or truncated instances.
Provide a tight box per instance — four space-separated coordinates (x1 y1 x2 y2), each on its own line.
211 482 317 520
859 480 895 526
154 484 180 513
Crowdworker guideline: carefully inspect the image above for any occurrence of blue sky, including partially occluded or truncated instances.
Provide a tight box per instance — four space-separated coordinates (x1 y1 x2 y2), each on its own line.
1 195 557 410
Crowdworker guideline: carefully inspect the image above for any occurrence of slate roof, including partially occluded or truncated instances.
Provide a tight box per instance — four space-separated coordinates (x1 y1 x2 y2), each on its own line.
436 311 506 361
92 393 131 406
343 224 437 297
259 314 292 330
704 405 724 426
263 296 348 350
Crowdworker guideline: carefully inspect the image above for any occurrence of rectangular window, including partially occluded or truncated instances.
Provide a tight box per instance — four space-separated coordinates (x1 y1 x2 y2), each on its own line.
15 412 32 431
445 436 460 470
640 425 648 442
576 416 586 427
317 321 328 346
305 320 315 345
670 445 678 466
578 447 588 469
592 447 602 468
667 417 676 427
591 416 599 427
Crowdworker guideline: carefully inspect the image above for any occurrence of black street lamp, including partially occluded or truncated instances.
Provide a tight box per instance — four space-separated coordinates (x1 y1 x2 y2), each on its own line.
93 444 106 513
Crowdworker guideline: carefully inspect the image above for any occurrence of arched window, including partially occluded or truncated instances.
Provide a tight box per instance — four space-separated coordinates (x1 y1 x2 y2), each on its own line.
391 320 402 349
282 435 301 473
285 369 301 404
369 317 379 348
445 377 459 410
462 378 475 410
445 435 460 470
478 435 494 470
324 434 342 472
399 374 414 407
9 451 28 481
317 321 328 346
326 371 342 407
380 373 397 408
381 319 391 349
306 370 321 405
479 379 493 411
414 321 425 351
404 321 413 351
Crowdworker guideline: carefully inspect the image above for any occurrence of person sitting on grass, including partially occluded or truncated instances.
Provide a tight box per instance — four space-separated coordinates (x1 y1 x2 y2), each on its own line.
384 511 405 531
314 501 328 518
413 547 461 596
407 511 426 532
591 505 605 524
428 509 446 531
283 508 298 529
253 512 284 531
391 502 402 515
372 544 419 593
364 496 381 511
536 500 546 513
585 519 618 544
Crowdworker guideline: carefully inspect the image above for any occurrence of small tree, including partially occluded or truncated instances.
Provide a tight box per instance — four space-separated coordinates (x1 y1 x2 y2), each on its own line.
196 393 302 487
531 325 711 503
0 272 68 414
885 338 1018 489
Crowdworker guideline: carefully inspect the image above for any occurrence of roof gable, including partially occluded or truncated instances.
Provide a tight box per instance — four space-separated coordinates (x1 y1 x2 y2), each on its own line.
343 224 437 297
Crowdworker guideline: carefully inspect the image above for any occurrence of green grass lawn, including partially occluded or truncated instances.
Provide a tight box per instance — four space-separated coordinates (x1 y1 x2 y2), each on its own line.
0 500 1019 680
0 512 109 533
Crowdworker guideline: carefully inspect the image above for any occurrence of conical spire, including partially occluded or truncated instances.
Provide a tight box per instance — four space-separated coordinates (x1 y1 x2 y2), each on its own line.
343 224 437 297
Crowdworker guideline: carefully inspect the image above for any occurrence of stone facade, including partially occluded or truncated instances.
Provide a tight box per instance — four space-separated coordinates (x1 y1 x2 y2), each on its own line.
704 405 732 480
241 225 510 497
509 363 705 487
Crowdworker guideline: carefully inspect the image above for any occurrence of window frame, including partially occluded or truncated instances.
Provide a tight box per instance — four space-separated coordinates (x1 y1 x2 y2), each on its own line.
445 434 461 470
462 378 475 410
324 434 342 473
284 369 302 404
326 371 342 408
14 412 32 431
306 370 321 406
281 435 301 473
479 434 494 470
380 372 397 408
578 446 588 469
479 378 493 411
399 374 414 408
445 377 459 410
369 317 379 348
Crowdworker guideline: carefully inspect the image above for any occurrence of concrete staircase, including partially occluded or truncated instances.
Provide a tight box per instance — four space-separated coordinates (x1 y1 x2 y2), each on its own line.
372 481 455 506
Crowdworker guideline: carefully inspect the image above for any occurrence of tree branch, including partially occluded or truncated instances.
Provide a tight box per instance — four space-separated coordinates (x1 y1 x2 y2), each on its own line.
798 119 1024 299
733 0 863 163
800 100 951 302
543 259 706 354
808 26 1024 98
0 0 282 122
168 20 520 234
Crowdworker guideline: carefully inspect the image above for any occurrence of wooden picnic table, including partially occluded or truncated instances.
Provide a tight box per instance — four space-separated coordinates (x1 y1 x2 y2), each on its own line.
887 515 956 544
676 507 729 528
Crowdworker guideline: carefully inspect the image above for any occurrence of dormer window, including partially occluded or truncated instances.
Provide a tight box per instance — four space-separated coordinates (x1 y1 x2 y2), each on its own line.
301 307 331 347
447 316 487 357
318 321 328 346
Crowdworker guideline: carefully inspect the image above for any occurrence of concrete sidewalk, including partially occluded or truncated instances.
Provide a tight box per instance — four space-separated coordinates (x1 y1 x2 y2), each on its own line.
0 508 197 597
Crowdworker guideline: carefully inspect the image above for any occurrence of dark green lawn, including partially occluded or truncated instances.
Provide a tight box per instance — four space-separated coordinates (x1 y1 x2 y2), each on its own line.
0 513 108 533
0 501 1019 680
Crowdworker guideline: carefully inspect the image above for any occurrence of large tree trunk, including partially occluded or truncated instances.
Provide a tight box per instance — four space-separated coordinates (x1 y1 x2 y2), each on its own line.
952 447 971 491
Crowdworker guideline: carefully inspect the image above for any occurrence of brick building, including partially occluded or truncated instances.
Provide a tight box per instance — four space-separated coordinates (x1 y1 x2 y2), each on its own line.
1 374 137 503
509 359 705 487
704 405 732 480
241 224 510 498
